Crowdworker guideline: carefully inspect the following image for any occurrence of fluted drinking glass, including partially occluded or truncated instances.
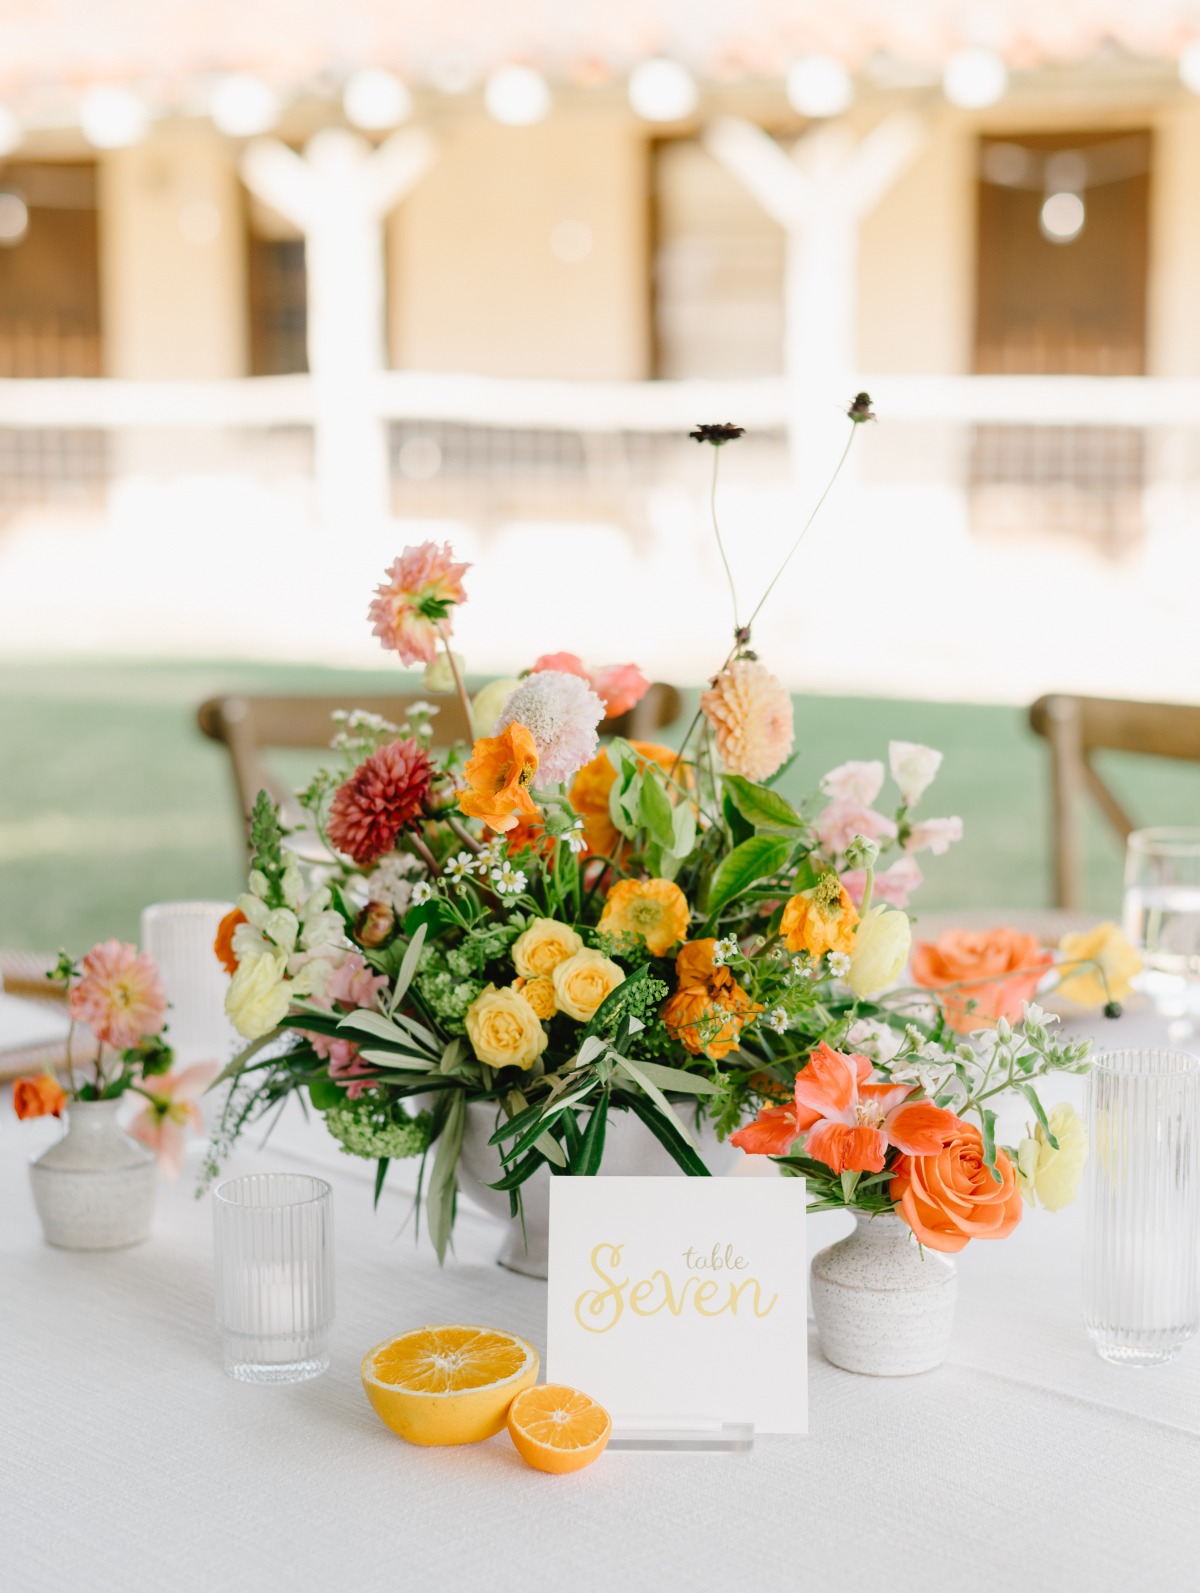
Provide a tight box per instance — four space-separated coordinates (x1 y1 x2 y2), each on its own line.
1084 1048 1200 1367
214 1174 334 1382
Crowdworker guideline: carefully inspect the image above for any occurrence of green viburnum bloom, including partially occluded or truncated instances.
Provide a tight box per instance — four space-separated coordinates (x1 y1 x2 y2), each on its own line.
322 1100 432 1162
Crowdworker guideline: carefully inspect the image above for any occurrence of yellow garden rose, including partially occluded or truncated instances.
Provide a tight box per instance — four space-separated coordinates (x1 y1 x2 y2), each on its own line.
224 949 292 1040
1056 922 1142 1007
847 905 912 999
552 949 625 1023
513 975 556 1020
1016 1103 1089 1211
464 984 549 1072
511 917 583 979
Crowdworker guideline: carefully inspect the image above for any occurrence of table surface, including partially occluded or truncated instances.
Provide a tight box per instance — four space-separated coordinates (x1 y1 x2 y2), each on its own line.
4 985 1200 1593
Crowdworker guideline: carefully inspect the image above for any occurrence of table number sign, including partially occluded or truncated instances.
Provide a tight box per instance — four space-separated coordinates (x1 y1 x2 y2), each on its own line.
547 1177 807 1434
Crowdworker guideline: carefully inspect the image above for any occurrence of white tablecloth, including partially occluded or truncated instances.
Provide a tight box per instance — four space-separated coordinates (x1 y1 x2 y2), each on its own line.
4 998 1200 1593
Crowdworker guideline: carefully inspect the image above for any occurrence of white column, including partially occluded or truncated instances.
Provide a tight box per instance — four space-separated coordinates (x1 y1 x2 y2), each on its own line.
705 115 925 492
240 127 436 528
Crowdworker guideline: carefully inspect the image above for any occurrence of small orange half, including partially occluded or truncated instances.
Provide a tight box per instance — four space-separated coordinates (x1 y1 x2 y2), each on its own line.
506 1384 612 1474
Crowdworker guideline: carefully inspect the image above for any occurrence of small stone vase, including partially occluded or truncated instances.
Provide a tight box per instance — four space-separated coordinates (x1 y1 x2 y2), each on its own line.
810 1212 956 1376
29 1099 157 1250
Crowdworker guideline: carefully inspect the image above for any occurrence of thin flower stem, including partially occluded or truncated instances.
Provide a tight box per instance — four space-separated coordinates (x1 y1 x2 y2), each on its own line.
445 815 482 854
407 831 442 876
709 445 740 633
435 621 475 743
63 1016 77 1095
744 421 858 633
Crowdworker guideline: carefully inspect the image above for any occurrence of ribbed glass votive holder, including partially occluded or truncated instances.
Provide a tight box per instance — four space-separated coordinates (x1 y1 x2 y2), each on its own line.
213 1173 334 1383
1084 1048 1200 1367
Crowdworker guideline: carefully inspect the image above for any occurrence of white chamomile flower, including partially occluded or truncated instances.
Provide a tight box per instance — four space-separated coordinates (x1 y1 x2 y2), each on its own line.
827 951 852 978
712 935 739 968
476 837 506 873
765 1007 788 1035
491 865 527 897
411 880 435 906
444 851 476 891
565 817 587 855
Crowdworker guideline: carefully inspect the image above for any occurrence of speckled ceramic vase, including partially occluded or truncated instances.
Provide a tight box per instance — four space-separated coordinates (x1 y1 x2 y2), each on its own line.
811 1212 956 1376
29 1099 157 1250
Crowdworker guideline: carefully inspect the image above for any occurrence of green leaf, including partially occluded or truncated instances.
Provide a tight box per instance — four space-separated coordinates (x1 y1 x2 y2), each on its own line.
615 1054 700 1153
722 775 805 834
980 1107 1001 1183
372 1157 390 1209
640 770 676 849
623 1059 720 1096
1015 1083 1059 1149
621 1093 711 1177
573 1089 609 1175
582 962 651 1039
487 1150 546 1192
721 791 754 848
339 1008 435 1052
389 922 428 1015
308 1078 343 1111
707 835 795 915
670 800 697 859
533 1130 567 1167
213 1029 282 1087
427 1089 465 1263
355 1049 436 1070
402 900 449 939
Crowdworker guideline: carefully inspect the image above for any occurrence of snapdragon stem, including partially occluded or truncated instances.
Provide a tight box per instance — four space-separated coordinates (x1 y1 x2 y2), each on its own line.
435 621 475 743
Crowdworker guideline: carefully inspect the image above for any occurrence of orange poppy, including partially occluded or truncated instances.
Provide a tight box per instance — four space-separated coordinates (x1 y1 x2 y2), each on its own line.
14 1074 67 1120
459 723 541 834
213 908 247 974
598 878 690 957
780 876 859 959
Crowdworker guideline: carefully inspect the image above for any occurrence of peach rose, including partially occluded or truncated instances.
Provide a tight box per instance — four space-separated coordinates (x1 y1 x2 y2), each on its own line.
464 984 548 1071
891 1121 1023 1253
13 1074 68 1120
910 927 1052 1033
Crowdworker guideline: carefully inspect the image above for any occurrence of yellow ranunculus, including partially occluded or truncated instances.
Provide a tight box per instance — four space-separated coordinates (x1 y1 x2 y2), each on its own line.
513 975 556 1020
471 677 523 737
224 949 292 1040
511 917 583 979
1056 921 1142 1007
551 949 625 1023
847 904 912 999
464 984 549 1072
1016 1103 1088 1211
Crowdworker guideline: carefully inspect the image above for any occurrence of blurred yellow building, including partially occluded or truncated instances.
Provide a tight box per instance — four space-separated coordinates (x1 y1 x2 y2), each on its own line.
0 2 1198 697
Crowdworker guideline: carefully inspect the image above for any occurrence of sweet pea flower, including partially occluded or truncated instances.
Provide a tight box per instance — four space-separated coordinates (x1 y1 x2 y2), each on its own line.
816 801 896 858
905 816 963 856
889 741 943 808
841 856 923 910
821 759 884 807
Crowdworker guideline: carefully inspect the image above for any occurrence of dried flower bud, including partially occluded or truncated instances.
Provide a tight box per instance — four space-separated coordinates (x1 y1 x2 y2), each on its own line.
1103 1000 1123 1019
355 899 396 949
847 392 876 424
689 422 746 446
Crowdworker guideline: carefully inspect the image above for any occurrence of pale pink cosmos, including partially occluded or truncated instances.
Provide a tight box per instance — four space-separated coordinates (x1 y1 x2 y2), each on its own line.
129 1064 218 1180
889 741 943 808
821 759 884 808
69 940 167 1052
842 855 924 910
368 542 470 665
816 800 897 858
906 816 964 856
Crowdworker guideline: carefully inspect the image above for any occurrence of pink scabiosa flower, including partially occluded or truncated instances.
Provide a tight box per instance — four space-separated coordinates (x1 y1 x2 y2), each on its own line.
69 940 167 1052
327 738 433 866
496 671 605 787
700 660 794 782
129 1064 218 1180
368 542 470 665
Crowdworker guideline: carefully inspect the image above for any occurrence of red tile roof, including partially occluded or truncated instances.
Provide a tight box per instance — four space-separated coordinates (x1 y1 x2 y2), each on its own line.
1 0 1197 101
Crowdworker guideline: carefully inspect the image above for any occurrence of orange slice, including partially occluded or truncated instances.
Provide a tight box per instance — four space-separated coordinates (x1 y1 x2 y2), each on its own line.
361 1325 538 1446
506 1384 612 1474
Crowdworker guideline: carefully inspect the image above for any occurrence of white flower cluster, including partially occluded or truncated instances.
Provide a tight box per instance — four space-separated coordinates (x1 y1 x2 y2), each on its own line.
225 857 351 1040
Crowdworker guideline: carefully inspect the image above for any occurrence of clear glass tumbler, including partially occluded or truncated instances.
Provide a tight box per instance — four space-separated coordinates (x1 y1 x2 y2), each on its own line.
1084 1048 1200 1367
1122 829 1200 1040
213 1173 334 1382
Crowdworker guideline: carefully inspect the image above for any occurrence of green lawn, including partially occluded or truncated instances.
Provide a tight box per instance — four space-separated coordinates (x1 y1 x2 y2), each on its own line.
1 658 1197 953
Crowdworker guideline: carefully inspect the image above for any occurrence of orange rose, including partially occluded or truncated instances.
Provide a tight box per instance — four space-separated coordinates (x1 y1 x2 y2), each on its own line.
14 1074 67 1120
781 876 859 959
598 878 690 957
663 982 757 1060
891 1121 1023 1253
459 723 541 834
568 742 683 858
674 937 732 993
911 927 1052 1033
213 908 247 974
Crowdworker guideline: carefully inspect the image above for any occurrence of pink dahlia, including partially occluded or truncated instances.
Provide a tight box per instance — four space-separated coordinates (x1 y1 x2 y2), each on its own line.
69 939 167 1051
530 653 649 720
701 660 794 782
496 671 605 787
368 541 470 665
327 738 433 866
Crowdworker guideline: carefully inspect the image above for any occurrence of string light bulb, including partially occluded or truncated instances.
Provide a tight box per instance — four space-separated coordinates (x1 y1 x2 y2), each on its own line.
80 86 148 149
344 69 412 130
0 106 21 158
942 48 1008 109
786 56 854 118
628 58 698 122
484 65 551 126
1040 191 1085 243
210 75 279 138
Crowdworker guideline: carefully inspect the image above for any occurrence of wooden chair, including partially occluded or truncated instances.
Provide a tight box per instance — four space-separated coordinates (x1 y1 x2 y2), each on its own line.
197 683 684 854
1028 693 1200 909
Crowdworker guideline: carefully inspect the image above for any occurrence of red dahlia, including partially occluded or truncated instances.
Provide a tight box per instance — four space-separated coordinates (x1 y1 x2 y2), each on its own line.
327 738 433 866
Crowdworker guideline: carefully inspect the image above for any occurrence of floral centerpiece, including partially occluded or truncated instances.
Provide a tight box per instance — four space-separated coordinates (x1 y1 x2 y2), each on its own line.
208 401 1120 1303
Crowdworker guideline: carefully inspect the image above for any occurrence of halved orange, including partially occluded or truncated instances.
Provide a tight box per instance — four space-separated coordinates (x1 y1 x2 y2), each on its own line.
361 1325 538 1446
506 1384 612 1474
